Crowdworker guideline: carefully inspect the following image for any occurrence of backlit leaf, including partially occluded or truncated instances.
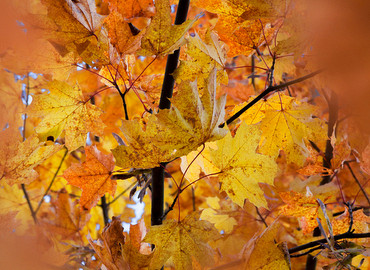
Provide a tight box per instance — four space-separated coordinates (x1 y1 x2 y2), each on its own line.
63 145 116 210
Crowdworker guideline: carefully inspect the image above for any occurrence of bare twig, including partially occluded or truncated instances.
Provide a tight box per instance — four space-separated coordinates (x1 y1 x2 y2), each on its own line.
345 162 370 205
35 148 68 214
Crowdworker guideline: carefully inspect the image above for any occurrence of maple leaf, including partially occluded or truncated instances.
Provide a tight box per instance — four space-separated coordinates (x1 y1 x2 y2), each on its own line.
0 70 23 128
63 145 116 210
0 182 35 228
279 190 324 234
173 32 228 89
143 212 219 270
332 209 370 236
36 0 108 65
105 10 146 56
28 80 105 152
200 207 237 234
233 93 327 165
90 216 152 270
243 220 291 270
259 94 326 165
105 0 154 19
138 0 197 56
112 69 227 169
0 128 63 186
192 0 286 56
201 122 278 208
42 188 90 241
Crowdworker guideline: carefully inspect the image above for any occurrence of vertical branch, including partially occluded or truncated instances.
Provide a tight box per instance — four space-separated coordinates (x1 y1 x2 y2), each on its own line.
151 0 190 229
21 73 37 224
321 91 338 185
100 195 110 226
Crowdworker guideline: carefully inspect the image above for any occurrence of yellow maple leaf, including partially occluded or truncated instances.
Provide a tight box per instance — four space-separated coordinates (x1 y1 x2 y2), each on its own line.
201 122 278 208
259 94 326 165
143 212 219 270
36 0 108 65
243 220 291 270
63 146 116 210
0 128 63 186
28 80 105 151
233 93 326 165
173 32 228 92
0 182 34 231
112 69 227 169
200 209 237 234
138 0 197 56
199 197 237 234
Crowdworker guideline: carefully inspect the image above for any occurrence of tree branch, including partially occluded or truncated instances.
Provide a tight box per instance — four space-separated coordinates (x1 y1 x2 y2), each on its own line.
289 232 370 255
100 195 109 226
219 70 322 128
320 91 338 185
151 0 190 228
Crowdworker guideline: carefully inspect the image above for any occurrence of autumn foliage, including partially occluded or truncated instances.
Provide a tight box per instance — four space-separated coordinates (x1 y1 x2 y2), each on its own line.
0 0 369 269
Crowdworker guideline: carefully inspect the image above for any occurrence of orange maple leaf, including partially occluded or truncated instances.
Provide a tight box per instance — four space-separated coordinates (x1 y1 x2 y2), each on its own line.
90 216 152 270
63 146 116 210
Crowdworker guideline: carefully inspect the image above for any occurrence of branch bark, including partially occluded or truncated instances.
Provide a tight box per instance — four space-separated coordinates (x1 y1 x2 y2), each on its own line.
151 0 190 228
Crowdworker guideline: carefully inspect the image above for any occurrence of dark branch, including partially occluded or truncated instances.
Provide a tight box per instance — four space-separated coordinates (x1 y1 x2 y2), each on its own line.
289 232 370 255
320 91 338 185
219 70 322 127
151 0 190 229
100 195 109 226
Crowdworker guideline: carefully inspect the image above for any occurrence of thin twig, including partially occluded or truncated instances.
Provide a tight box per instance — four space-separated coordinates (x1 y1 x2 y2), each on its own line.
35 148 68 214
107 181 136 205
345 202 354 234
255 207 268 228
345 162 370 205
161 192 179 220
21 183 37 223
